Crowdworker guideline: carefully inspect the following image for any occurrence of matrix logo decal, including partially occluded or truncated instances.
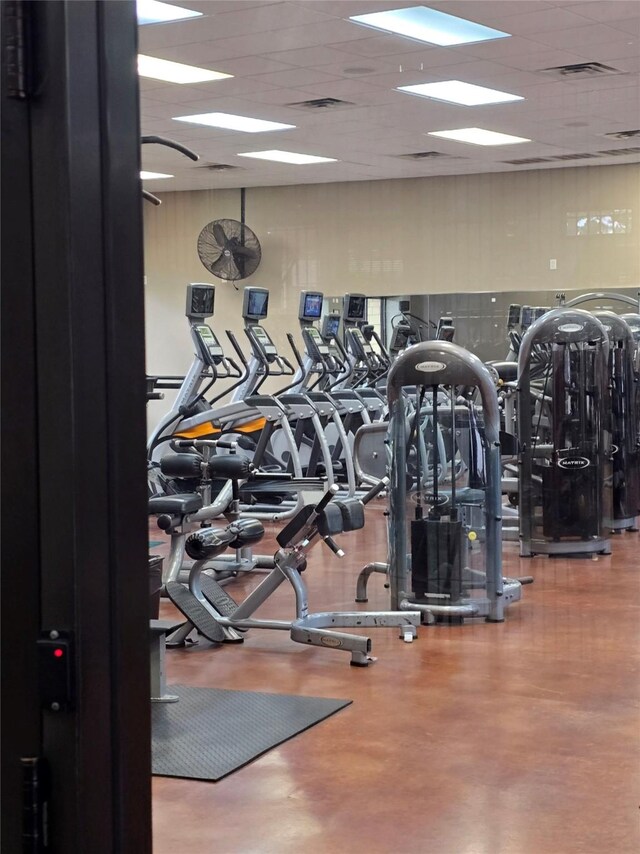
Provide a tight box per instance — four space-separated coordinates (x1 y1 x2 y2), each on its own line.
558 323 584 333
557 456 590 470
423 493 449 506
415 361 446 373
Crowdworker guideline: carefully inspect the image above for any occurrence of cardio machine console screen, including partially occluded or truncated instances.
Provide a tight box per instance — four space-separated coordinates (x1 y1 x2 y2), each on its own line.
300 292 323 321
390 324 410 352
344 294 366 322
186 284 215 319
322 315 340 340
243 288 269 320
520 306 534 330
507 304 521 330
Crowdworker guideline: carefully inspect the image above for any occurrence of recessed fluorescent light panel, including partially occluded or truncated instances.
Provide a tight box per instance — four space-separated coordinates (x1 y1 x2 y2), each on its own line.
237 151 337 165
349 6 510 46
399 80 523 106
428 128 531 146
140 171 174 179
173 113 296 133
138 56 232 84
137 0 201 25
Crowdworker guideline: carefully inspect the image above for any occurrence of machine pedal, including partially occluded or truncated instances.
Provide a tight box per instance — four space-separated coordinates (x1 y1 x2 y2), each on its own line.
165 582 225 643
200 574 239 619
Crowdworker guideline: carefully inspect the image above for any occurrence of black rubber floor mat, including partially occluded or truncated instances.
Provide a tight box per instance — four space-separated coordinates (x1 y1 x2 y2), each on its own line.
164 582 225 643
152 684 352 781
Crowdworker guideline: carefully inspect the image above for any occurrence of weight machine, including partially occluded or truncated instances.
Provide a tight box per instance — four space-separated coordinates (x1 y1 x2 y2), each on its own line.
517 308 612 557
357 341 531 623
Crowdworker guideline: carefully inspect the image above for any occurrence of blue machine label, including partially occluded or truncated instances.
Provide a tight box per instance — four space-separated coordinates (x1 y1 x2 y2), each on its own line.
557 456 590 470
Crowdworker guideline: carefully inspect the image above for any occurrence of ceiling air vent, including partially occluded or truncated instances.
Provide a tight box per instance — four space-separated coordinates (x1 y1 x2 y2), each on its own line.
598 147 640 156
540 61 622 77
502 157 553 165
398 151 451 159
197 163 240 171
551 153 600 161
603 129 640 140
287 97 354 110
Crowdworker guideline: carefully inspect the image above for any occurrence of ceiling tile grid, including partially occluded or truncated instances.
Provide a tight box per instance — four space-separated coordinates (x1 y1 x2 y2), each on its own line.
140 1 640 188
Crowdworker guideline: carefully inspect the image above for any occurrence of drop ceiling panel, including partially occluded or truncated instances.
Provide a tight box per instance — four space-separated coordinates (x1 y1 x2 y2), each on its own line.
140 2 334 50
170 1 272 12
138 0 640 190
260 45 365 67
427 0 556 18
567 2 640 23
506 7 601 34
209 55 298 76
325 35 445 57
249 67 343 87
529 22 631 48
452 35 556 60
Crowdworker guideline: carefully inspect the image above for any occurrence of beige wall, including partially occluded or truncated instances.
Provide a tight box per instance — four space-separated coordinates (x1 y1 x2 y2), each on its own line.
144 163 640 427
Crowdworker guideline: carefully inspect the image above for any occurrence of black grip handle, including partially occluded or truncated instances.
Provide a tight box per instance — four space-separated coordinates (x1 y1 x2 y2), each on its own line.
287 333 305 370
214 439 237 450
226 330 248 367
142 189 161 206
280 356 295 375
314 483 340 515
323 535 345 558
361 477 389 506
140 135 199 161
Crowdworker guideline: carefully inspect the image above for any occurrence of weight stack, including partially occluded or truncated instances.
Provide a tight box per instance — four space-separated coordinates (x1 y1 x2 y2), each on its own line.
411 517 463 602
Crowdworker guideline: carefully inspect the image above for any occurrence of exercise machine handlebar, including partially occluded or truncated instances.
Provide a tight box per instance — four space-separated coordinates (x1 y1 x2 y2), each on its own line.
140 135 199 162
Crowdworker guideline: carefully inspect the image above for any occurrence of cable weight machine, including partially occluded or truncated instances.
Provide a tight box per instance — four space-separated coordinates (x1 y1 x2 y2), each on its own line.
517 308 612 557
357 341 531 624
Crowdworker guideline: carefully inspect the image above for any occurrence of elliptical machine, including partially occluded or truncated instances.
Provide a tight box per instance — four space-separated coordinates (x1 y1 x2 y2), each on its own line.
517 308 612 557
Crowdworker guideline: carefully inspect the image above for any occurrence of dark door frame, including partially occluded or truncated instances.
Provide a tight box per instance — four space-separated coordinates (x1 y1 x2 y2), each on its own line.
1 1 151 850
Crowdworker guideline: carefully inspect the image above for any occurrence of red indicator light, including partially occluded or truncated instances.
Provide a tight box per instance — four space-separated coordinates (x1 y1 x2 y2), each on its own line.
53 648 64 658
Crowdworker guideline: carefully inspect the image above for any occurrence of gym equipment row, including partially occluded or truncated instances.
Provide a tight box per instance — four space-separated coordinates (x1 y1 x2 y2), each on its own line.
146 284 640 689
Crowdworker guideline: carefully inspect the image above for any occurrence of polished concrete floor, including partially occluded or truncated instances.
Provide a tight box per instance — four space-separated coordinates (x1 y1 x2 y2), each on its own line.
151 507 640 854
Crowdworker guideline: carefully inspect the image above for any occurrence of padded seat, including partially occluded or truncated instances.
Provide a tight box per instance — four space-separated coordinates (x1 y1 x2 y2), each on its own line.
148 493 203 516
455 487 485 505
432 487 485 507
489 360 518 383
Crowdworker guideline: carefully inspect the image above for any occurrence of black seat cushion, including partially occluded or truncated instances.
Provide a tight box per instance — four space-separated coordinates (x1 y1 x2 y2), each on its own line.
148 493 203 516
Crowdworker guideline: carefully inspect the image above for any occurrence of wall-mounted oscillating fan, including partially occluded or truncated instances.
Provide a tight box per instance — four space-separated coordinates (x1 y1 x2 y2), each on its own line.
197 218 261 281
